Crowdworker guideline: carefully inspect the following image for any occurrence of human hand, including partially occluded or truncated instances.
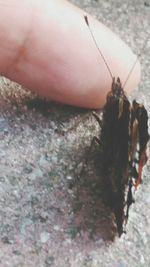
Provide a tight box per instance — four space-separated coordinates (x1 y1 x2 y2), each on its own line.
0 0 140 108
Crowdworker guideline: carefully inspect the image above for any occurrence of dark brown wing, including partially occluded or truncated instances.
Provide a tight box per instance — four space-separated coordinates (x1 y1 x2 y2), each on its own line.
100 78 130 235
100 78 149 236
124 101 149 224
130 101 149 188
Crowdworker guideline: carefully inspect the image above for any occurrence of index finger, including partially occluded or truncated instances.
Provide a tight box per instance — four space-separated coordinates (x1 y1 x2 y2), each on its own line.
0 0 141 108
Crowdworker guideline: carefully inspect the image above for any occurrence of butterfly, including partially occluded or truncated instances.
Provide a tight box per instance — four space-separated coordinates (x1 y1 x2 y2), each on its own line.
84 15 149 236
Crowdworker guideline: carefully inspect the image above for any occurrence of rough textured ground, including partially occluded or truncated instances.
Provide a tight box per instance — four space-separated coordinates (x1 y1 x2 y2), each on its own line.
0 1 150 266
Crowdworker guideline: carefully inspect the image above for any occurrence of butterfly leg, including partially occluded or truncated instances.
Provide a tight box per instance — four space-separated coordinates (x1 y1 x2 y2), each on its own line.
73 135 102 187
92 111 102 128
91 136 101 146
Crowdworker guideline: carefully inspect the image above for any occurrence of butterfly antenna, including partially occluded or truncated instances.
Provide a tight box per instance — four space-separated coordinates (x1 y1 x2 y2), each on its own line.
84 15 114 80
123 35 149 89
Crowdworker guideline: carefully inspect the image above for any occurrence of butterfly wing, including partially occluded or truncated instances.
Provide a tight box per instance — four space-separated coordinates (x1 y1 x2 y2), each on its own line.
100 78 149 236
100 78 130 235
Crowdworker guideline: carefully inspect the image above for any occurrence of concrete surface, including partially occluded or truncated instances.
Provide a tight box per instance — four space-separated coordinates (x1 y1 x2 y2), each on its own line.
0 0 150 266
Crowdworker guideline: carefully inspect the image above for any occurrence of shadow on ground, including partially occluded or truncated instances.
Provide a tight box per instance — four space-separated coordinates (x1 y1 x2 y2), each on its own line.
68 150 118 242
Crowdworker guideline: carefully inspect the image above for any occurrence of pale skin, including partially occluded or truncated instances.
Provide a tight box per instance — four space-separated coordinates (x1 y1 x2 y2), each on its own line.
0 0 140 108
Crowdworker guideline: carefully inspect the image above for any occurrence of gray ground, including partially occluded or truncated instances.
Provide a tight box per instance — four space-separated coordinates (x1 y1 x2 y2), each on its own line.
0 0 150 266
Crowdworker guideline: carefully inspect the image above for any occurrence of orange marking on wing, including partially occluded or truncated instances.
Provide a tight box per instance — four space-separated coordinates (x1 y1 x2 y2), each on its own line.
135 148 147 190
